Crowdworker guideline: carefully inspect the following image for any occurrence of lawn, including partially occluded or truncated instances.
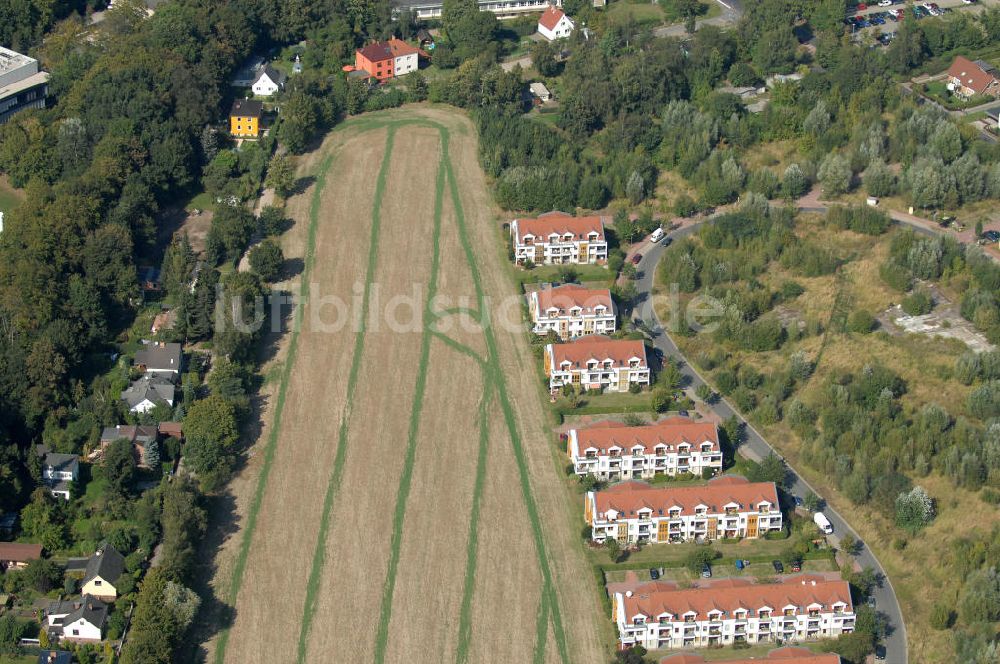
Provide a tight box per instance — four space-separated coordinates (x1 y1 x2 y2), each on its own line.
0 656 37 664
919 80 992 111
511 262 614 286
606 0 720 27
204 107 609 664
552 389 655 419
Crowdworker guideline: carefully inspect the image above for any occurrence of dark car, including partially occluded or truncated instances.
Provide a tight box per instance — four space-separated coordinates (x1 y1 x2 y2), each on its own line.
866 595 877 608
650 568 660 580
790 561 802 572
772 560 784 574
982 230 1000 243
701 563 712 578
631 254 642 265
793 495 804 508
678 410 689 417
874 644 886 661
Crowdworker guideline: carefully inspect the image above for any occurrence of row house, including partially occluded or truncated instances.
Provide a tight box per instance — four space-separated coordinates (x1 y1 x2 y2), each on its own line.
585 476 781 545
529 284 616 339
567 416 722 480
510 211 608 265
660 647 842 664
544 336 649 393
613 577 854 651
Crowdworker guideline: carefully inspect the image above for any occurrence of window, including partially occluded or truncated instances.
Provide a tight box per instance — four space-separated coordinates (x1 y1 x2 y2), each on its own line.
94 580 102 586
73 629 79 636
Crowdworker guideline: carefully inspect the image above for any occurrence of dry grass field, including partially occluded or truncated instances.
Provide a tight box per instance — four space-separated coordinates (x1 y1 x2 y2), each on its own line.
202 106 606 664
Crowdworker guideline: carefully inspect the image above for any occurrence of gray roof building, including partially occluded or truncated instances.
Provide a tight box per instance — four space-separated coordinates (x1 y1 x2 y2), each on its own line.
43 453 78 476
83 543 125 589
120 376 176 411
255 64 287 88
37 651 73 664
134 341 182 375
46 594 108 634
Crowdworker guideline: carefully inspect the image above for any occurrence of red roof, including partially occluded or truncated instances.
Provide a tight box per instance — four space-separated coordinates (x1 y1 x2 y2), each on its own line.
660 646 841 664
549 335 646 370
574 417 719 454
593 477 778 517
947 56 1000 94
357 38 422 64
0 542 43 562
622 577 852 622
534 284 613 316
538 5 568 32
514 211 606 244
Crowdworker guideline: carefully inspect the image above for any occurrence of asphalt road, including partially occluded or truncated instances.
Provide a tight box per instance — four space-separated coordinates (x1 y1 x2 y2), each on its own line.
634 218 908 664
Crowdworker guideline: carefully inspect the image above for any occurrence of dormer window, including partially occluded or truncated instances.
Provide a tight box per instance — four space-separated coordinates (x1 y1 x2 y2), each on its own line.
655 445 667 455
588 231 599 240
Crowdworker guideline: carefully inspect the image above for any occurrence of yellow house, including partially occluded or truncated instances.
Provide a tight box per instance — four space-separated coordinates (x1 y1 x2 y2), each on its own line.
81 543 125 602
230 98 263 138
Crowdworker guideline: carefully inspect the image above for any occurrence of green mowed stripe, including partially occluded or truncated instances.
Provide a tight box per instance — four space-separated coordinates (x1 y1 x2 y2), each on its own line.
212 150 335 664
442 151 571 664
294 126 398 663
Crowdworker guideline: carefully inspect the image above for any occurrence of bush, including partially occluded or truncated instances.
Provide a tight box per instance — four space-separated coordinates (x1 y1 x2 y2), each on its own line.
683 545 718 574
901 288 933 316
929 602 955 630
248 238 284 282
847 309 876 334
879 259 911 292
674 193 698 218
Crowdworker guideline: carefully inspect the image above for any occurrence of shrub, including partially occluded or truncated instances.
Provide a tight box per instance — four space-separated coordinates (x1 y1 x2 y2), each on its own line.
901 288 933 316
879 259 911 292
894 486 935 533
929 602 955 630
847 309 876 334
683 546 718 574
673 193 698 217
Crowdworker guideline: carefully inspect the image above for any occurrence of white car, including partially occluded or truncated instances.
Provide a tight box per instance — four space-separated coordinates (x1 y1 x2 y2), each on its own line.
878 0 892 6
650 228 665 243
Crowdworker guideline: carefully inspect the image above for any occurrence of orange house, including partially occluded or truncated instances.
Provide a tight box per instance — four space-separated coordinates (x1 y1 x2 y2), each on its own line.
354 39 421 81
229 98 262 138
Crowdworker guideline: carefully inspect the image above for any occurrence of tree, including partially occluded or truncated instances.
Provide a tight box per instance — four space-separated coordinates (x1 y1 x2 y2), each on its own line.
159 479 207 584
746 453 787 488
258 205 288 237
103 437 138 498
265 155 296 198
210 204 256 264
838 533 859 557
958 566 1000 623
184 394 240 491
21 557 62 592
818 153 852 197
248 239 284 282
781 163 810 199
684 546 716 574
863 160 896 197
695 383 713 402
804 491 823 512
0 614 26 653
531 40 560 78
604 537 622 563
894 485 935 533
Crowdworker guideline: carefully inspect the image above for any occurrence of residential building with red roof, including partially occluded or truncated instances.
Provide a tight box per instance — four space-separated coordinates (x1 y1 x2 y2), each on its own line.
510 211 608 265
946 55 1000 99
585 476 781 545
568 416 722 480
544 335 648 392
537 5 575 41
354 38 422 81
529 283 616 339
660 647 841 664
614 577 854 651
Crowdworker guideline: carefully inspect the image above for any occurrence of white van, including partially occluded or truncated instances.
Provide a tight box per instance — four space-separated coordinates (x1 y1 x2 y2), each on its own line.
650 228 665 243
814 512 834 534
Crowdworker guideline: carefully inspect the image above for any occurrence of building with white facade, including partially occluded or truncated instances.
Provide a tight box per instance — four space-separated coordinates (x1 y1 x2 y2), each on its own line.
613 577 854 651
0 47 49 124
46 595 108 644
567 416 722 480
529 284 615 339
585 476 781 545
544 335 648 392
511 211 608 265
537 5 575 41
392 0 557 20
251 65 287 96
42 453 79 501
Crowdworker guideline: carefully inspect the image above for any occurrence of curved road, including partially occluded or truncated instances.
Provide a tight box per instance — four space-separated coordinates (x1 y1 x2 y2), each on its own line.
634 215 908 664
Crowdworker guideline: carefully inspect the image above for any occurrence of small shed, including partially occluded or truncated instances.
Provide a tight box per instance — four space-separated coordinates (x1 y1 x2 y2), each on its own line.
529 82 552 103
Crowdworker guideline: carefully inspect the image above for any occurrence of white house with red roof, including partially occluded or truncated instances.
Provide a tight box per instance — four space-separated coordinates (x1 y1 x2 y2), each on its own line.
567 417 722 480
544 335 648 392
510 211 608 265
615 577 854 651
586 476 781 545
537 5 574 41
529 283 616 339
946 56 1000 99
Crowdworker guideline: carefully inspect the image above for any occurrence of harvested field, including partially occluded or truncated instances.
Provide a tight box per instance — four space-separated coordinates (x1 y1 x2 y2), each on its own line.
204 107 606 664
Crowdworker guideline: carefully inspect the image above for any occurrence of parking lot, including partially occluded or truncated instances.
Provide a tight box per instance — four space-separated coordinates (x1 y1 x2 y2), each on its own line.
846 0 999 45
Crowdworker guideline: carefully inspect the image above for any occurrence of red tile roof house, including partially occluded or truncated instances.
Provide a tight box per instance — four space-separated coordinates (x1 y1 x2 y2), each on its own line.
544 335 649 392
659 646 842 664
946 56 1000 99
528 283 616 339
510 211 609 265
585 475 781 545
614 576 854 651
537 5 575 41
567 416 723 480
354 38 422 81
0 542 43 570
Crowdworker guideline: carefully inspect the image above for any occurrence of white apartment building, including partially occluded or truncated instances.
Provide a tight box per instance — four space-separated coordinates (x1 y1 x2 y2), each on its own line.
0 47 49 124
567 416 722 480
510 211 608 265
392 0 557 20
613 577 855 651
529 284 615 339
585 476 781 545
544 336 649 393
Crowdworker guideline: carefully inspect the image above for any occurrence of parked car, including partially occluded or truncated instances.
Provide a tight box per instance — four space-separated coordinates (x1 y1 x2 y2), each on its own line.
650 227 665 243
678 410 689 417
772 560 784 574
701 563 712 578
649 567 660 580
790 560 802 572
981 230 1000 243
874 644 887 661
878 0 892 6
793 495 804 508
631 254 642 265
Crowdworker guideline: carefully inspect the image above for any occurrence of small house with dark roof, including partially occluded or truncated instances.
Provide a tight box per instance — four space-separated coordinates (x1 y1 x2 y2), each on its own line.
230 98 263 138
120 376 176 414
37 651 73 664
252 65 287 97
81 543 125 601
134 341 182 377
42 452 78 501
45 595 107 643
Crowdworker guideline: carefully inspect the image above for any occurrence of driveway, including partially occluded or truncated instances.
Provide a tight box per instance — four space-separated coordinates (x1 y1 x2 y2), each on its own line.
633 208 908 664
